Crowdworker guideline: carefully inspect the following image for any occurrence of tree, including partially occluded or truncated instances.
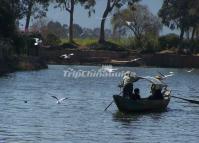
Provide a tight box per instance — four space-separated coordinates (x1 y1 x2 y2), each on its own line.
112 4 162 48
21 0 50 32
31 18 49 38
31 19 69 42
158 0 199 41
188 0 199 40
98 0 140 43
0 0 22 37
55 0 95 43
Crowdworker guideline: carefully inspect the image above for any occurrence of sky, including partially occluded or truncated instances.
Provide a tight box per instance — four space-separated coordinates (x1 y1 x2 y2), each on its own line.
21 0 177 35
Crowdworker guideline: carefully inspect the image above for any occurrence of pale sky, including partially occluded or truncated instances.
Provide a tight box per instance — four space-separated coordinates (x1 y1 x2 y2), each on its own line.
21 0 178 35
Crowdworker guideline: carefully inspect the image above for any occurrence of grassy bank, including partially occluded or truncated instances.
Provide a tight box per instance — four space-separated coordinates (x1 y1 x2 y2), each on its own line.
60 38 135 52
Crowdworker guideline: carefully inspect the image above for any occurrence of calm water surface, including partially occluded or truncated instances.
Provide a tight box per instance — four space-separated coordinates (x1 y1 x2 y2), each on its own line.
0 65 199 143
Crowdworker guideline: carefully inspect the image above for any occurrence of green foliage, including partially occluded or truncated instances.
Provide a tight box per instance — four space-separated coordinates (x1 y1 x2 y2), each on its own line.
47 21 68 38
159 0 199 40
112 4 162 37
108 38 134 49
89 41 126 51
141 34 160 53
112 4 162 51
158 34 180 49
55 0 96 42
75 38 97 46
21 0 50 31
99 0 140 43
0 0 17 38
46 33 61 46
13 33 41 56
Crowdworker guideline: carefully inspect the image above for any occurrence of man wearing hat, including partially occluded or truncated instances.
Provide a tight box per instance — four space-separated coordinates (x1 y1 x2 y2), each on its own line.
119 71 141 98
149 75 167 100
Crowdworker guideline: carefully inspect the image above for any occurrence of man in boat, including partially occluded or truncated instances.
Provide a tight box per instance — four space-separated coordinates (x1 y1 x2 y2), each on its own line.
119 71 141 98
148 75 167 100
130 88 141 100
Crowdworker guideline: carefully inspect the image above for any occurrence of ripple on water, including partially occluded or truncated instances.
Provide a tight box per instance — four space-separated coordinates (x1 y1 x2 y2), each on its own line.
0 65 199 143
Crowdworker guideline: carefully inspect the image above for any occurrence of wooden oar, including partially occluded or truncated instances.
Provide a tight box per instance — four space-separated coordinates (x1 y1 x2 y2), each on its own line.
172 95 199 105
104 91 122 111
104 100 114 111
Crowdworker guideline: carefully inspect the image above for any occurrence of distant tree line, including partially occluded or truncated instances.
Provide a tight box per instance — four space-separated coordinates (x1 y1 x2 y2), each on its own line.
1 0 199 54
31 19 112 45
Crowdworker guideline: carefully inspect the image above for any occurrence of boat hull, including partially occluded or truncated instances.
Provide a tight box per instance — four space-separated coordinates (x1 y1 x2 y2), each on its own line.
113 95 170 113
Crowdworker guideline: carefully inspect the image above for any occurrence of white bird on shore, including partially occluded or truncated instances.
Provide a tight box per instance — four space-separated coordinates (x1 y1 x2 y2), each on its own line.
51 96 68 104
33 38 42 46
186 68 194 73
131 58 142 62
60 53 74 59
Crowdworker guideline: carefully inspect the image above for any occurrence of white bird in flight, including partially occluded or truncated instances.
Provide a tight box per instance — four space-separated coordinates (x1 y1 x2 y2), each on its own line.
158 71 174 79
101 65 118 73
131 58 142 62
33 38 42 46
60 53 74 59
162 73 174 78
125 21 132 26
51 96 68 104
186 68 194 73
103 67 118 73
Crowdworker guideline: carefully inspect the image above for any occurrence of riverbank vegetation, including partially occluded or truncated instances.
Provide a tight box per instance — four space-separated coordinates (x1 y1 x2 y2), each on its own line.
1 0 199 74
29 0 199 54
0 0 48 75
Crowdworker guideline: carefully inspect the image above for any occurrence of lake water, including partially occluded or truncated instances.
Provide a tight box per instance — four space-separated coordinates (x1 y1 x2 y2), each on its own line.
0 65 199 143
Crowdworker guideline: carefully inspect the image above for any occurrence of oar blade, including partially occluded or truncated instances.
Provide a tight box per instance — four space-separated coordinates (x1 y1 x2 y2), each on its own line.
172 96 199 105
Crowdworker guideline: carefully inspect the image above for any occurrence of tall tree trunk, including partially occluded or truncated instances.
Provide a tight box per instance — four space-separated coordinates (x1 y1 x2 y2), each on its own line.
69 0 74 43
99 1 110 44
25 2 33 32
180 27 184 41
99 18 106 43
191 27 196 40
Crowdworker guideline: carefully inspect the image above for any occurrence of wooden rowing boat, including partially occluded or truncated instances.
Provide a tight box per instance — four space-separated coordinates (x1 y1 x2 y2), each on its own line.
113 90 171 113
110 59 142 66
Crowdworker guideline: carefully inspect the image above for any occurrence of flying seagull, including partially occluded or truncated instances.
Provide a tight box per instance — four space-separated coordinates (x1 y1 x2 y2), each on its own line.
125 21 132 26
131 58 142 62
101 65 118 73
186 68 194 73
164 74 174 78
33 38 42 46
103 67 118 73
51 96 68 104
141 76 166 85
60 53 74 59
158 71 174 79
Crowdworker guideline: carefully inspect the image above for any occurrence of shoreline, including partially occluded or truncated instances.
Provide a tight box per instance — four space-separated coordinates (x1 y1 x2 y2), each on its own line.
0 56 48 76
1 48 198 77
40 48 199 68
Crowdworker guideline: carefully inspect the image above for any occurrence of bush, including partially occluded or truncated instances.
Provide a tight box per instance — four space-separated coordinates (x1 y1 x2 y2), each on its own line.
46 33 61 46
13 32 43 56
159 34 180 49
142 35 160 53
89 41 126 51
